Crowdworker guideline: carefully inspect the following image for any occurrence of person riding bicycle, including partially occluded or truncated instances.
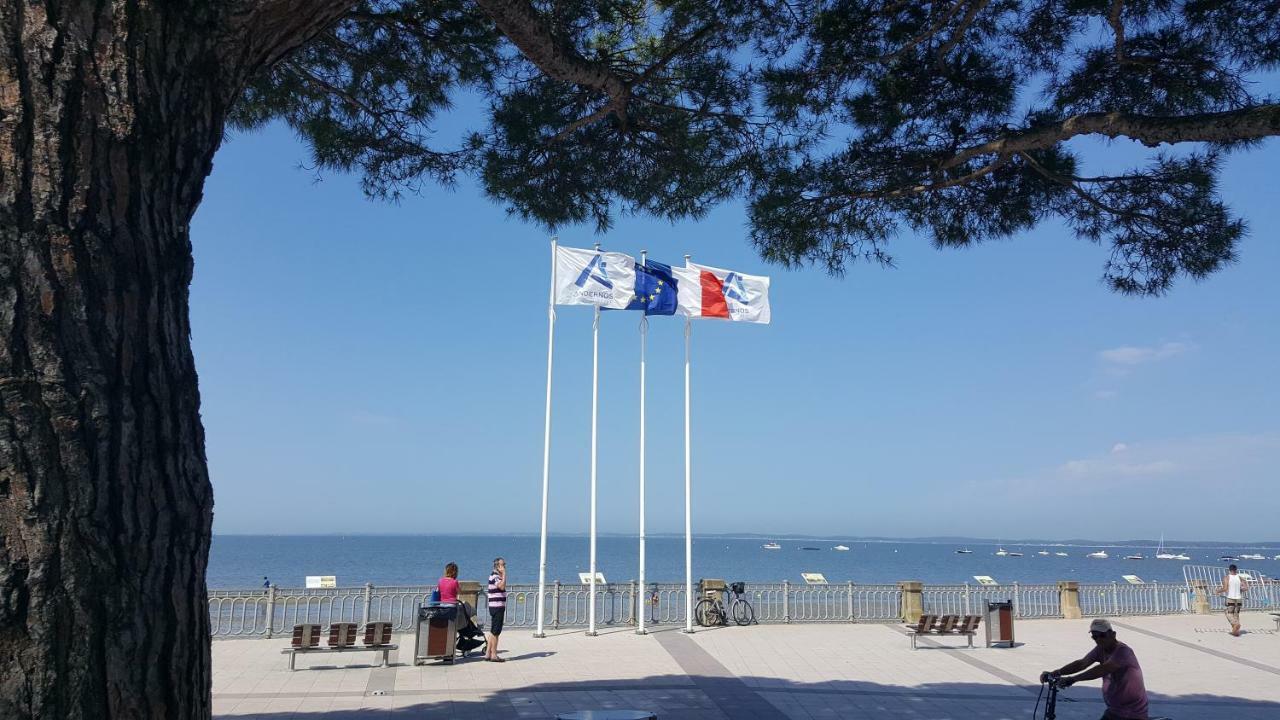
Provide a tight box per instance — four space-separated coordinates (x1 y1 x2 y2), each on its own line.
1041 618 1149 720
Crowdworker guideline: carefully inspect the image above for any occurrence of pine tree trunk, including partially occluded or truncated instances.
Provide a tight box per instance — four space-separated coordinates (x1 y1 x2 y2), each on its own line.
0 2 353 717
0 2 219 717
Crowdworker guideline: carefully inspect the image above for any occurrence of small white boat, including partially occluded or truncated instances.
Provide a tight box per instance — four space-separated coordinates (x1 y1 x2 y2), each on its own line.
762 542 781 550
1037 550 1050 556
1087 550 1109 559
995 548 1009 557
1008 551 1024 557
955 548 974 554
1240 554 1266 561
1124 554 1144 560
1274 555 1280 560
1055 552 1069 557
1219 555 1238 562
832 545 850 551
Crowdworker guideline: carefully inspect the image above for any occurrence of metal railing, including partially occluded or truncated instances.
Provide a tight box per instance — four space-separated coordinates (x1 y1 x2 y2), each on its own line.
1182 564 1277 611
209 571 1279 638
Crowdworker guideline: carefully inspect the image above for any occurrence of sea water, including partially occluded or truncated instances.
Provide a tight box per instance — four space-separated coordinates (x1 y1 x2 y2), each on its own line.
207 535 1277 589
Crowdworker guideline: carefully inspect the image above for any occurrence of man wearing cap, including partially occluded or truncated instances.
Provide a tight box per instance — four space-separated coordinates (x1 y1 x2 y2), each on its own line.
1043 618 1149 719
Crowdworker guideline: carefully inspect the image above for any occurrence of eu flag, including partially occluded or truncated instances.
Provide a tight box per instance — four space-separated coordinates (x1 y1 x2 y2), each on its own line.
622 260 678 315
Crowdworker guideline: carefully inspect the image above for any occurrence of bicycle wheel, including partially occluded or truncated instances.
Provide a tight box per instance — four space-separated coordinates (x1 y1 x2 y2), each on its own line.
694 598 724 627
732 597 755 626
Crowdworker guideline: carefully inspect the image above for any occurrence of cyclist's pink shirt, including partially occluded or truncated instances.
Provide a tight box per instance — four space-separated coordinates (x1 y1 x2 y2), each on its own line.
1084 641 1148 719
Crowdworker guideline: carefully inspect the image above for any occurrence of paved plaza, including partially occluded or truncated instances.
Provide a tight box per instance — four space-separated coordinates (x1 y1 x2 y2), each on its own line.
213 612 1280 719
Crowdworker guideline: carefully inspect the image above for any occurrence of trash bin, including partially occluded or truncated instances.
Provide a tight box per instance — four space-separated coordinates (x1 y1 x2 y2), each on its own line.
414 602 459 664
985 600 1015 648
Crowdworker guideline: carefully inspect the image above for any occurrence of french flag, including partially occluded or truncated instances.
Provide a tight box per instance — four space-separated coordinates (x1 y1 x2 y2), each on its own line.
673 262 771 324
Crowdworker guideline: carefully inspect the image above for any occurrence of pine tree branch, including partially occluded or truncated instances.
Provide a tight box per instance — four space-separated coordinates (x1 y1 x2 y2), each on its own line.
934 0 991 67
1107 0 1126 64
471 0 630 101
938 104 1280 171
844 153 1011 199
222 1 358 87
876 0 969 63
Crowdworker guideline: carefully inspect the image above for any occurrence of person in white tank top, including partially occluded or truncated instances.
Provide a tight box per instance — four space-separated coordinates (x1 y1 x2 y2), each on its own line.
1217 564 1248 636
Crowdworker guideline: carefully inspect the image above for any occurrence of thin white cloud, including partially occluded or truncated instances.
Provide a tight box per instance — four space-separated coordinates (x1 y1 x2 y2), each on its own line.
936 431 1280 539
1110 443 1128 454
1059 457 1176 478
350 410 398 426
1098 341 1192 366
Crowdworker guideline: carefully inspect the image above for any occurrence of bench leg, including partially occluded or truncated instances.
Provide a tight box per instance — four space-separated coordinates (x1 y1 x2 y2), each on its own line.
381 649 389 667
288 651 296 671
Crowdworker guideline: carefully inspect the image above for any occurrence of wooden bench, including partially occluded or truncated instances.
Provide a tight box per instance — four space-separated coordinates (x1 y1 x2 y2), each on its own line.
906 614 981 649
281 622 399 670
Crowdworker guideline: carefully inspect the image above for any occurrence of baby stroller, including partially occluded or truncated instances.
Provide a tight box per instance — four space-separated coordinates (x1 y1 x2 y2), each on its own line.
455 602 487 658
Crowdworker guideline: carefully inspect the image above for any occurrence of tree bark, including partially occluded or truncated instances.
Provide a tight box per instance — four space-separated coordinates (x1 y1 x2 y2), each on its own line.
0 2 353 717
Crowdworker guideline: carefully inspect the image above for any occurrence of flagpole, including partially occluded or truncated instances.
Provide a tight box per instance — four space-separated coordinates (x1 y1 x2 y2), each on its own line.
587 244 601 637
535 237 557 639
683 253 695 634
637 250 648 635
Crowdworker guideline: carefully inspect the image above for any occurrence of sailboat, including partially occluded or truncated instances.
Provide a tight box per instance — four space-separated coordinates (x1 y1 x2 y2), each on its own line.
1154 534 1189 560
995 547 1009 557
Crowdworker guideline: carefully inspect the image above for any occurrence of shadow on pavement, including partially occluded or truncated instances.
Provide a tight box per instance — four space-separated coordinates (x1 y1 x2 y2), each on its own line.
214 670 1280 719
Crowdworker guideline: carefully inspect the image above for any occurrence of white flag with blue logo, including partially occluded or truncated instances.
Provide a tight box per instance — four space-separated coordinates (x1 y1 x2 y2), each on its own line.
554 246 637 308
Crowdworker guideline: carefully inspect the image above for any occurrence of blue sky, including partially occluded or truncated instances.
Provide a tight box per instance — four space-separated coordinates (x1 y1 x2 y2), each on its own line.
191 120 1279 542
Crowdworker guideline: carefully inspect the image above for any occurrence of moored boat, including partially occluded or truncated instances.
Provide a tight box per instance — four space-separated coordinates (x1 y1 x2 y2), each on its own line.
1087 550 1109 559
762 542 781 550
832 545 850 551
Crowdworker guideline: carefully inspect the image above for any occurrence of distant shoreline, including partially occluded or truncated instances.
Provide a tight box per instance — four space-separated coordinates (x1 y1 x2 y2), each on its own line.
211 532 1280 547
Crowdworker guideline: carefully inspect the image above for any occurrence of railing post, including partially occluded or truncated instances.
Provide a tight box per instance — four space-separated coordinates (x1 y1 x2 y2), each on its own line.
265 585 276 638
1013 582 1020 618
1112 582 1120 615
1057 581 1081 619
783 580 791 624
650 583 659 626
1191 580 1211 614
847 581 855 622
963 583 971 617
629 580 637 626
898 581 923 623
1153 581 1161 614
552 580 561 629
362 583 373 628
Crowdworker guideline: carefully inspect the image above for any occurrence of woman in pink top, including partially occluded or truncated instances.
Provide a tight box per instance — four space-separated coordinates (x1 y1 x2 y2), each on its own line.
437 562 459 603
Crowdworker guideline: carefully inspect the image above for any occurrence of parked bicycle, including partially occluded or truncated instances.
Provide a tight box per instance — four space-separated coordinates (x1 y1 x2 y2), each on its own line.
694 581 756 626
